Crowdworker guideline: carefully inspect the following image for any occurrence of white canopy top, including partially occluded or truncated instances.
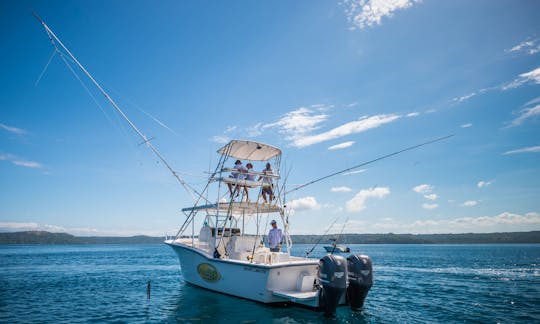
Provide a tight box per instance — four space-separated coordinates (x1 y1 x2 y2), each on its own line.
217 140 281 161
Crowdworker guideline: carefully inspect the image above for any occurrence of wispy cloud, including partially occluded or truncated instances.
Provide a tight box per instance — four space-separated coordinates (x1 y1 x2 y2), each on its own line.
509 104 540 127
0 153 42 168
506 39 540 55
422 203 438 210
342 169 367 176
460 123 472 128
413 184 433 194
346 187 390 212
453 92 476 103
328 141 355 150
210 135 230 144
287 196 321 212
343 0 422 30
292 114 400 148
424 193 438 200
0 123 27 135
265 107 328 144
462 200 478 207
502 66 540 90
503 145 540 155
406 112 420 117
331 186 353 192
477 180 493 188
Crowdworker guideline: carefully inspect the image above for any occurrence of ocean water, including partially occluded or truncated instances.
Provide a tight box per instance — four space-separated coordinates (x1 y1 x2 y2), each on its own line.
0 244 539 323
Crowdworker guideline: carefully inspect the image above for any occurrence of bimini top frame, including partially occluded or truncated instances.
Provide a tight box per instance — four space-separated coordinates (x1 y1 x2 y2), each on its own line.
218 140 282 161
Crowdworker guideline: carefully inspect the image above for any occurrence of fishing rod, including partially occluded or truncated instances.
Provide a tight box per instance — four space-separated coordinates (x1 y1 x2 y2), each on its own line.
305 214 342 257
33 13 206 203
287 134 454 195
330 217 349 255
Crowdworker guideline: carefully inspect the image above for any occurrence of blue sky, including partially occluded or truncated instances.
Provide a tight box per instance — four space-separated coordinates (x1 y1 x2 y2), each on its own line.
1 0 539 236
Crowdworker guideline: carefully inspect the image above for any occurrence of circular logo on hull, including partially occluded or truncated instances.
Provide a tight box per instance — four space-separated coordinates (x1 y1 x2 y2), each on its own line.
197 263 221 283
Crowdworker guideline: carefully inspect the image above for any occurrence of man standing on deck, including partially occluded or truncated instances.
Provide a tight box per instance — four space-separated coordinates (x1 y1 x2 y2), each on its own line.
268 220 283 252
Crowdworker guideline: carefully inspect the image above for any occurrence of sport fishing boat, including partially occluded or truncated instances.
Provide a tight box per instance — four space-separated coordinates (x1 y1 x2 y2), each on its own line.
324 239 351 253
164 140 373 314
34 13 451 315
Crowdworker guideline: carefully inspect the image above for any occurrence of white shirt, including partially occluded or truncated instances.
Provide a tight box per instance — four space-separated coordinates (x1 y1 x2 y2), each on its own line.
261 168 273 185
231 164 247 180
268 227 282 248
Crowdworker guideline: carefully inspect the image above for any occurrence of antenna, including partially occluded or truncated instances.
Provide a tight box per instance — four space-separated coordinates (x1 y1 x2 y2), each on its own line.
33 13 205 203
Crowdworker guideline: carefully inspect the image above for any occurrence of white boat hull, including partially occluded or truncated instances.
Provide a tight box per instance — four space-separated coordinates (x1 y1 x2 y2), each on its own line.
166 241 328 307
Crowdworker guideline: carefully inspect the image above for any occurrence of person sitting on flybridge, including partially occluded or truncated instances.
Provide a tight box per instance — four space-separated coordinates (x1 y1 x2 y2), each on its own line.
227 160 246 198
258 162 274 203
243 163 256 202
268 220 283 252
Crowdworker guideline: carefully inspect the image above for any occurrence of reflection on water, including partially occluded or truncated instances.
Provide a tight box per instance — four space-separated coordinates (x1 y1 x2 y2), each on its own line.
0 244 539 322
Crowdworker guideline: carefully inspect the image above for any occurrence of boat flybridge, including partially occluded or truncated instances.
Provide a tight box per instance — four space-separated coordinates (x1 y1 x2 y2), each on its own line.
164 140 373 315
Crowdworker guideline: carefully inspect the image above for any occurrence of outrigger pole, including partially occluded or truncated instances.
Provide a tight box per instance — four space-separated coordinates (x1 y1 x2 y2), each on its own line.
33 13 204 203
286 134 454 195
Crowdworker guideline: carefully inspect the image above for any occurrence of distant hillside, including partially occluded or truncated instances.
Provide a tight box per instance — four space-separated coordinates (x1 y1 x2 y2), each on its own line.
0 231 163 245
291 231 540 244
0 230 539 245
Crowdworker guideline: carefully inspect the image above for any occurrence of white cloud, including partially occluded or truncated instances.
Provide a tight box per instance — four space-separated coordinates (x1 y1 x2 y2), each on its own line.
462 200 478 207
0 153 42 168
346 187 390 212
507 39 540 55
510 104 540 126
460 123 472 128
424 193 438 200
0 123 27 135
503 145 540 155
287 196 321 212
292 114 400 148
210 135 230 144
453 92 476 103
328 141 355 150
477 180 492 188
342 169 367 176
246 122 263 137
406 112 420 117
343 0 422 30
422 203 438 210
265 107 328 143
413 184 433 194
0 222 167 237
502 66 540 90
450 212 540 228
224 125 237 133
333 211 540 234
331 186 353 192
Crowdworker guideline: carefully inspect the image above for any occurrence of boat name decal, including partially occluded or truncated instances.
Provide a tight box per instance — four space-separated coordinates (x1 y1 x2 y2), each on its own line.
197 263 221 283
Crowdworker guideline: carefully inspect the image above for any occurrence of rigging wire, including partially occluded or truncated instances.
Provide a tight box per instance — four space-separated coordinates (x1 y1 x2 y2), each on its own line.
33 13 206 204
34 48 57 86
287 134 454 195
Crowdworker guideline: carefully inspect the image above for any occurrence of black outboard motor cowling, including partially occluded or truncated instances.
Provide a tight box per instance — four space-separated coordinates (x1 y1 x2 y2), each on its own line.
346 254 373 310
318 255 347 316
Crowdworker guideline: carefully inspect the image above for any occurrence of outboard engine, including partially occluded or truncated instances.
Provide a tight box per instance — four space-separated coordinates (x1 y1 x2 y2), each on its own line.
317 255 347 316
346 254 373 310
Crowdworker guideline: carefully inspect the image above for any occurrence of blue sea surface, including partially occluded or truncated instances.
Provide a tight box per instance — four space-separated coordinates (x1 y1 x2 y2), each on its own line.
1 244 539 323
